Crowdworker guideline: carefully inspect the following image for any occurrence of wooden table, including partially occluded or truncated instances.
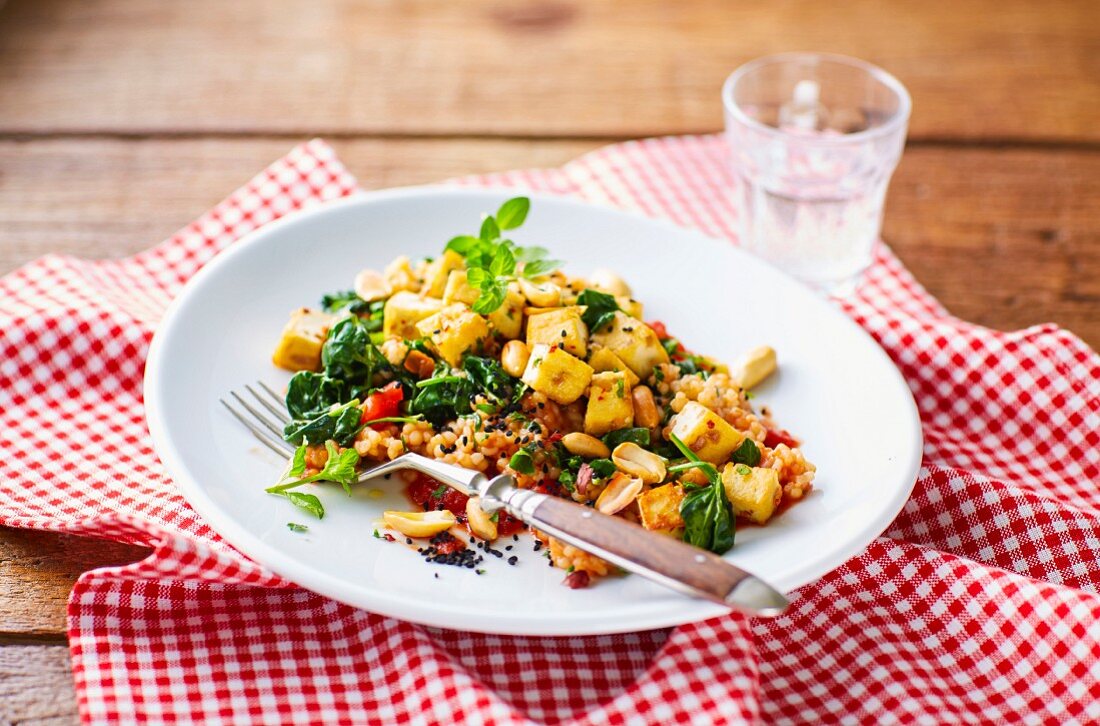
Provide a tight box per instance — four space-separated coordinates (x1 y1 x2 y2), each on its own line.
1 1 1096 721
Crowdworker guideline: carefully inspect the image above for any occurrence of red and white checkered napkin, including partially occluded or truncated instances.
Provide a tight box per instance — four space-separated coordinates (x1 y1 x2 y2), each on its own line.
2 137 1099 725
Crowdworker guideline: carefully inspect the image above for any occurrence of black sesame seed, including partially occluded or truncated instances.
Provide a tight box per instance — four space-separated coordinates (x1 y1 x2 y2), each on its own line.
505 545 513 551
507 556 518 566
406 538 413 545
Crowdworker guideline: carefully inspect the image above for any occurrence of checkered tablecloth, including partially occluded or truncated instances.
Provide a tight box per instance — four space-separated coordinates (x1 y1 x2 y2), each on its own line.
1 137 1098 725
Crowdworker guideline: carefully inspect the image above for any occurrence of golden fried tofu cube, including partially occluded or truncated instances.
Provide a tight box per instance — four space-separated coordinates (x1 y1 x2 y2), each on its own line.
384 255 421 293
584 371 634 436
416 304 490 367
587 347 640 388
488 282 525 340
422 249 465 299
272 308 333 372
526 306 588 358
616 296 644 320
637 484 685 535
721 464 781 524
521 343 593 405
590 312 669 380
382 291 444 340
668 401 745 465
442 270 480 307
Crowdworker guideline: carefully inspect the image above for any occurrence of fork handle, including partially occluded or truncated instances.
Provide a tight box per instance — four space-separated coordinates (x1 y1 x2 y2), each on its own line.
485 477 788 616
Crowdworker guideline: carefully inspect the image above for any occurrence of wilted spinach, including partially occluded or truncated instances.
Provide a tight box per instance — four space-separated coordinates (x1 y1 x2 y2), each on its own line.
283 399 363 446
577 289 619 333
321 316 389 389
601 427 651 450
462 356 516 402
668 433 735 555
320 290 370 315
284 371 346 420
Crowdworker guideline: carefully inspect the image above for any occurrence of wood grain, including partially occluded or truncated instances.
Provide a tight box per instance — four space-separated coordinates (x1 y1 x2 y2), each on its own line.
1 138 1096 348
0 645 78 725
0 528 148 638
0 0 1097 141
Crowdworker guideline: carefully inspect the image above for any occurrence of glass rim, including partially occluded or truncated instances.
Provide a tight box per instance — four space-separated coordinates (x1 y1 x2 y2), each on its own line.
722 52 912 145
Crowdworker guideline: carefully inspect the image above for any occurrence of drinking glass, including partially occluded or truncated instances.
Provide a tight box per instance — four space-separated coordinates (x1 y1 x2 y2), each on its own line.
723 53 911 294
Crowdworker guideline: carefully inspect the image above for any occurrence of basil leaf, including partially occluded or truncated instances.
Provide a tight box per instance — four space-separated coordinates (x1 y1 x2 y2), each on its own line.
445 235 483 256
495 197 530 230
521 258 563 278
466 266 490 287
480 215 501 242
730 439 761 466
602 427 651 450
577 289 620 332
285 491 325 519
472 282 506 314
489 245 516 278
514 245 548 262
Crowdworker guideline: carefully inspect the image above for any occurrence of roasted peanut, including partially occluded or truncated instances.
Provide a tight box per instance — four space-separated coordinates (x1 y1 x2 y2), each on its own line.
729 346 777 390
354 268 392 302
518 278 563 308
631 385 660 429
595 472 644 515
588 268 633 298
611 442 667 484
465 496 498 541
382 510 456 538
561 432 611 459
403 350 436 379
501 340 531 378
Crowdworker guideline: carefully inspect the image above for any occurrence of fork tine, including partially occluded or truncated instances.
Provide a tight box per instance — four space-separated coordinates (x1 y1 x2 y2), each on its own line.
246 383 290 424
220 398 293 456
257 381 289 415
229 390 288 440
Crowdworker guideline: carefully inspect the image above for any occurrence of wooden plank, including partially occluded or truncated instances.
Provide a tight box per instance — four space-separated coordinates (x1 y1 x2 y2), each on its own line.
0 644 78 725
0 528 148 637
0 136 600 275
0 0 1097 142
1 137 1097 347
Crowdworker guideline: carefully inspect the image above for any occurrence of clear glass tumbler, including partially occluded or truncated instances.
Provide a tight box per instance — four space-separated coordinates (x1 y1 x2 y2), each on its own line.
723 53 911 294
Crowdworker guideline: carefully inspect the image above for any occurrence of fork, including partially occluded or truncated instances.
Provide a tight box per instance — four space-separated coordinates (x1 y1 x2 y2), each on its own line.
222 381 789 616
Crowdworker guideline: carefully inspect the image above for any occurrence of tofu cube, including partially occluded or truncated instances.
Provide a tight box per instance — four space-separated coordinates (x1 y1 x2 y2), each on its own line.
422 249 465 299
615 296 644 320
488 282 525 340
637 484 686 535
584 371 634 436
721 464 781 524
668 401 745 465
521 343 593 405
590 312 669 380
442 270 480 306
382 291 444 340
416 304 490 367
526 307 588 358
587 347 640 388
271 308 333 372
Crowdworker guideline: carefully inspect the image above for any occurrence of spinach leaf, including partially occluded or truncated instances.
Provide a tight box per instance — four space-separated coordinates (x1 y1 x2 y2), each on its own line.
730 438 761 466
283 399 363 446
462 356 516 402
577 289 619 333
406 364 478 426
588 459 618 479
322 316 388 389
285 371 347 420
602 427 651 450
508 449 536 475
679 479 734 555
668 433 734 555
320 290 369 315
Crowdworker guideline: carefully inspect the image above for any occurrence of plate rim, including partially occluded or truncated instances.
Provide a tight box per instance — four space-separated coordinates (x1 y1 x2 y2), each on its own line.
144 184 923 635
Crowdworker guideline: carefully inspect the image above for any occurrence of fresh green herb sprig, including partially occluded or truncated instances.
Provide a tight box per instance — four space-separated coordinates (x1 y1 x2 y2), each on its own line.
268 441 361 495
287 522 309 532
668 434 735 555
444 197 562 314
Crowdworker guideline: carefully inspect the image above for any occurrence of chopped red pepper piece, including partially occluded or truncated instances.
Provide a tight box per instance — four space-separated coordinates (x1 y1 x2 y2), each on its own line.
360 381 404 428
764 428 800 449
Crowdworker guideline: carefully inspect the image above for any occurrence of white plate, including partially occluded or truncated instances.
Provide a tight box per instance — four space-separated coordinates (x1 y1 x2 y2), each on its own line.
145 187 921 636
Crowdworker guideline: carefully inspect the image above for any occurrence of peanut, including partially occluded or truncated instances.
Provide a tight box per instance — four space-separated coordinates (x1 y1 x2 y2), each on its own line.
501 340 531 378
561 432 611 459
632 385 660 429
